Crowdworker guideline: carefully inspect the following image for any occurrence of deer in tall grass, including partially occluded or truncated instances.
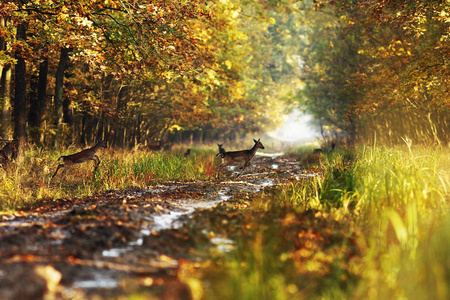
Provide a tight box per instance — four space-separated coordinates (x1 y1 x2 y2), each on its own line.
216 138 265 179
0 139 18 169
217 144 226 156
51 140 107 181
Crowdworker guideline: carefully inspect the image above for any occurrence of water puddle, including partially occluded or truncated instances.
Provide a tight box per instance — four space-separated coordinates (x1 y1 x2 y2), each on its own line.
100 186 234 262
256 152 284 158
73 272 119 289
261 179 274 186
210 237 235 253
0 210 69 228
295 173 322 179
149 190 231 232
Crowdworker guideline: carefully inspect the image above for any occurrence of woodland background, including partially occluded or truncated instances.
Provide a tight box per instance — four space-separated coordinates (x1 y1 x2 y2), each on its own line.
1 0 449 150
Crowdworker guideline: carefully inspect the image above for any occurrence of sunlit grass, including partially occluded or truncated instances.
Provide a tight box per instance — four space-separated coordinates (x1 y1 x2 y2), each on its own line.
1 141 448 299
201 143 449 300
352 144 449 300
0 144 216 211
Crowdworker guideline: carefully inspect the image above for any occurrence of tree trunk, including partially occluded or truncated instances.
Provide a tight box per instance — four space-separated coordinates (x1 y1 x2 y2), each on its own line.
54 47 71 146
14 23 27 154
29 56 48 145
37 57 48 144
28 72 38 140
0 65 12 138
0 17 12 139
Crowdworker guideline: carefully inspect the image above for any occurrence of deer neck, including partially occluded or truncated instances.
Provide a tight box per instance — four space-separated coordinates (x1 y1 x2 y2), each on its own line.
249 144 259 155
92 142 103 151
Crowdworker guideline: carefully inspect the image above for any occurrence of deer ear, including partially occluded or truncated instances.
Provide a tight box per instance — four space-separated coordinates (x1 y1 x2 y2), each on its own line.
253 139 257 143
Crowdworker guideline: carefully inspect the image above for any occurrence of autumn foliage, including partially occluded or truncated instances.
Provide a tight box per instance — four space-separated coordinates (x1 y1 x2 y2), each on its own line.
0 0 290 148
299 0 450 145
1 0 449 148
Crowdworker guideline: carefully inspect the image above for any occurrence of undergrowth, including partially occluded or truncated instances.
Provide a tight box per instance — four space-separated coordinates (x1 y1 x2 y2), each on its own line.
201 143 449 300
1 141 448 299
0 144 216 211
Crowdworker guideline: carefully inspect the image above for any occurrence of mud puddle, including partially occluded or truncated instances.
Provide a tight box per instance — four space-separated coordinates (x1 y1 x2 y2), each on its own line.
0 155 308 299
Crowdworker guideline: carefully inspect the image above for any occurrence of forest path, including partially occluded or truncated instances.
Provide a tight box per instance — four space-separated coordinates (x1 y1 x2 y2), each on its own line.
0 155 310 299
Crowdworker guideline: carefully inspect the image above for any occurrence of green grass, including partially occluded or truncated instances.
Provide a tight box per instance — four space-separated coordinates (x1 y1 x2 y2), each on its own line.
1 141 448 299
351 144 449 300
0 144 217 211
200 143 450 300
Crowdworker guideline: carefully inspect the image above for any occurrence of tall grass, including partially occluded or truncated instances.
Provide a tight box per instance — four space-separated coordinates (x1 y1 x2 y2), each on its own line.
352 144 449 300
290 144 450 299
0 145 216 211
203 143 449 299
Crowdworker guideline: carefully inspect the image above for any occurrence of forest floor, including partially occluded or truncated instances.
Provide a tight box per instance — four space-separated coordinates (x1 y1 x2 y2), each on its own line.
0 155 326 299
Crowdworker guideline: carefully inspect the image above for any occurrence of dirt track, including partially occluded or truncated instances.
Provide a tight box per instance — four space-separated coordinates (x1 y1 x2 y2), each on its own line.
0 155 307 299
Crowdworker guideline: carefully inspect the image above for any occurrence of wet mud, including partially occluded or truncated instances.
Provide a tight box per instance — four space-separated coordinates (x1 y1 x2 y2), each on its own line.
0 155 310 299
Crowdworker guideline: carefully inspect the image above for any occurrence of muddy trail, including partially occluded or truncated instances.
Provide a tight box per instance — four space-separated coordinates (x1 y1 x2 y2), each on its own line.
0 155 315 299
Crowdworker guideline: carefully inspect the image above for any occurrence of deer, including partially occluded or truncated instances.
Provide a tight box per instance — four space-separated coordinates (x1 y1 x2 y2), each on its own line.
0 139 19 169
217 144 226 156
216 138 265 179
313 148 323 154
51 140 107 181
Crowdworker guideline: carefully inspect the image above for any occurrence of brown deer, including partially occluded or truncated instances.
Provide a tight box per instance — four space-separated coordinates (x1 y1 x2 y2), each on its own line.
313 148 323 154
216 138 265 179
0 139 19 169
217 144 226 156
51 140 107 180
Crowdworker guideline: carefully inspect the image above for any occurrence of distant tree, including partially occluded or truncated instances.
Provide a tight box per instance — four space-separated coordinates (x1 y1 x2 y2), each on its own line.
13 23 27 151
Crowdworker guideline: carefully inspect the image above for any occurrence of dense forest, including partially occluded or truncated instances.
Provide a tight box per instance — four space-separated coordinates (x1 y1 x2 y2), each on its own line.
0 2 449 299
1 0 449 149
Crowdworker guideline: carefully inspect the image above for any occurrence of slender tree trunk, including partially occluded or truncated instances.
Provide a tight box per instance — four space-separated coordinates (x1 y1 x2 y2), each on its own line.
14 23 27 156
54 47 71 146
37 57 48 144
29 71 38 140
29 56 48 145
0 17 12 139
0 65 12 138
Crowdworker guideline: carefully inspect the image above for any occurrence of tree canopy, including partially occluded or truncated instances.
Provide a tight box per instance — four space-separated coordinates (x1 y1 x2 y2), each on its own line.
297 0 450 145
1 0 449 148
1 0 300 147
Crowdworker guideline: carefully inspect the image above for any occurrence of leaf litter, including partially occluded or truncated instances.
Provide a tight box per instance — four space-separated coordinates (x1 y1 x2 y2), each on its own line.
0 155 358 299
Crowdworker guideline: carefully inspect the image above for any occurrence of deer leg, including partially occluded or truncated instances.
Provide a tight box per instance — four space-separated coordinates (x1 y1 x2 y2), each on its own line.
216 163 226 180
54 165 70 184
93 155 101 171
51 164 64 179
59 166 70 181
216 158 233 180
236 160 251 178
216 164 223 180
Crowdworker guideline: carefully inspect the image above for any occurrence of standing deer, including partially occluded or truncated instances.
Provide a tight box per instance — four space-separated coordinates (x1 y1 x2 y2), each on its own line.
216 138 265 179
0 139 19 169
51 140 107 181
217 144 226 156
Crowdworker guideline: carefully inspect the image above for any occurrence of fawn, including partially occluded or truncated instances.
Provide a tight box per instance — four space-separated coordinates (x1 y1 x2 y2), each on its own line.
216 138 265 179
51 140 107 181
0 139 18 169
217 144 226 156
